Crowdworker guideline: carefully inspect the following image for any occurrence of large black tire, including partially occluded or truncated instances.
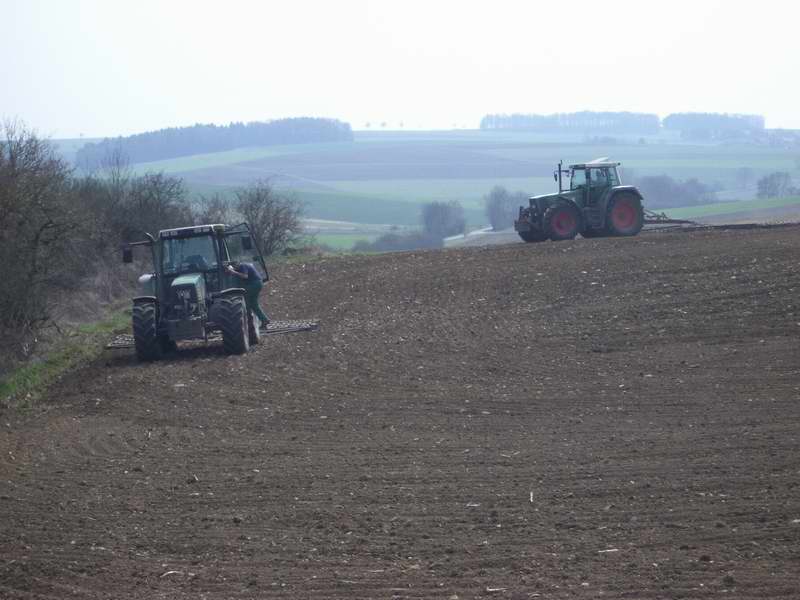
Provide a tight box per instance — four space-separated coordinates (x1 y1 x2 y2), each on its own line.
132 301 162 362
544 203 581 241
606 192 644 237
248 313 261 346
218 296 250 355
518 230 548 243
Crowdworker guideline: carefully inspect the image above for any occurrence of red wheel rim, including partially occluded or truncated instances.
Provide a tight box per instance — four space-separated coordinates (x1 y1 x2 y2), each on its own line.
552 210 576 236
612 199 637 231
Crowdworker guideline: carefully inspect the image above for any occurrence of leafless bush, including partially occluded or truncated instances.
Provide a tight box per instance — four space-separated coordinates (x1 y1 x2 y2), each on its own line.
485 186 526 231
0 121 84 362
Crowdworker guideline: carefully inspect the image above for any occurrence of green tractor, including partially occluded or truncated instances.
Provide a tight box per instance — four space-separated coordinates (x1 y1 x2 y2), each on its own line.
514 159 644 242
122 223 269 361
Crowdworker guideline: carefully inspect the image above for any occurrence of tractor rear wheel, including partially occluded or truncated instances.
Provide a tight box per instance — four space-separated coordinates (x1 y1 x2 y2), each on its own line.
544 204 581 241
132 301 162 362
606 193 644 236
518 230 547 243
218 296 250 355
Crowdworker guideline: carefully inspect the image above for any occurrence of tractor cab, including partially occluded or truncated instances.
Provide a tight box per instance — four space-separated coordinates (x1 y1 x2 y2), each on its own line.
155 224 267 299
563 160 622 208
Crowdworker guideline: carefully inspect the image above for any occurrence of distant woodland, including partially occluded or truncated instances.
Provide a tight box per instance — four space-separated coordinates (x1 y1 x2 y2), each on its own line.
75 117 353 169
662 113 765 140
480 111 767 140
480 111 661 134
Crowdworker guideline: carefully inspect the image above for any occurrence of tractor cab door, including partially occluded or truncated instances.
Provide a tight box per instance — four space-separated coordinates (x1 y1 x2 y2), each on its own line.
587 168 612 206
569 168 589 207
224 223 269 281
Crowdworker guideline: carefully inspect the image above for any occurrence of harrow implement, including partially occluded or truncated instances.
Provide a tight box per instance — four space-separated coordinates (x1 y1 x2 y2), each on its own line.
107 319 319 350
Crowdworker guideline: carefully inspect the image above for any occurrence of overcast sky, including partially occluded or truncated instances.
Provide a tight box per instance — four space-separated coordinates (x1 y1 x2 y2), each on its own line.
2 0 799 138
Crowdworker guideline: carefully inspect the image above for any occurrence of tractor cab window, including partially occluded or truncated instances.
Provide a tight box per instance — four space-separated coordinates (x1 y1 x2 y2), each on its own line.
590 168 610 187
570 168 587 190
608 167 620 186
162 235 218 275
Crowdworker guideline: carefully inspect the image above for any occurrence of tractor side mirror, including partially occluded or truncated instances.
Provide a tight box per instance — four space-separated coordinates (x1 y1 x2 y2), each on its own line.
122 247 133 263
242 236 253 251
553 171 558 182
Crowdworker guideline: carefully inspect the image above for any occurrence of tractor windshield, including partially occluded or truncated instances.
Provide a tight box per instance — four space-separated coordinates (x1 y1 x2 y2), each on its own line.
161 235 219 275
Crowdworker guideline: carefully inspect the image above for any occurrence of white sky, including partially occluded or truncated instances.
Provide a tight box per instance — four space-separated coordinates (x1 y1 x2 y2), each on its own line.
2 0 799 138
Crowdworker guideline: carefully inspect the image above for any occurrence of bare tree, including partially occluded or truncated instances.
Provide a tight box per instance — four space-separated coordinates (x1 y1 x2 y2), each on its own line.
420 201 465 239
484 186 523 231
234 179 304 256
195 192 234 225
0 121 83 361
757 172 794 199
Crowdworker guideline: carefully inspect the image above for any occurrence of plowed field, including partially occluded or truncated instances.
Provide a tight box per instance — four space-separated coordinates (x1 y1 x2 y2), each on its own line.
2 226 799 599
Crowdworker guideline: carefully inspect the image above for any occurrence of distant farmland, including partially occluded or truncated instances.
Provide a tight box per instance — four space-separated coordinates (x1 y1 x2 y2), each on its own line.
67 130 800 229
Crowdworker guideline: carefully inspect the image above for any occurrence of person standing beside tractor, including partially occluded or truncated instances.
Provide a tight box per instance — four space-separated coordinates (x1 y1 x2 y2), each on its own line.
226 261 270 328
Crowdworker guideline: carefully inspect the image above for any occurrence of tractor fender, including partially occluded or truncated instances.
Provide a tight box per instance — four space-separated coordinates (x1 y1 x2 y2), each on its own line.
133 296 157 305
211 288 246 299
609 186 643 201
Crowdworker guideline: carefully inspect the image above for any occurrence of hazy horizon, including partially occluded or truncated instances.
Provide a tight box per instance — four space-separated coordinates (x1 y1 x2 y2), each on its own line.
3 0 799 139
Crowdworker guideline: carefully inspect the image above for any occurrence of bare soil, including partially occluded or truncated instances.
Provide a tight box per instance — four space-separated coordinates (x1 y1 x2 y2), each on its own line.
1 226 799 599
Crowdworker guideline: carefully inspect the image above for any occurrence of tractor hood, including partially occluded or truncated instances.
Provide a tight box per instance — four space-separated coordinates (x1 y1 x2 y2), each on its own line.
530 191 577 204
171 273 205 289
170 273 207 303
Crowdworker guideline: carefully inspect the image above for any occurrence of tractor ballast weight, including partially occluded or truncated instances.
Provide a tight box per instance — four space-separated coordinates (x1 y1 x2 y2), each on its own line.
514 159 645 242
122 223 268 361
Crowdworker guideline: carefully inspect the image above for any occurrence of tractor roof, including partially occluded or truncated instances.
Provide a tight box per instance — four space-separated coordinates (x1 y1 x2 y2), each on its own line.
159 224 225 239
569 157 621 169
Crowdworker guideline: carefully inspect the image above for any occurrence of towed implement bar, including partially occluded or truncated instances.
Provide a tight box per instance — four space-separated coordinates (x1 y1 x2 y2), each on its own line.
107 319 319 350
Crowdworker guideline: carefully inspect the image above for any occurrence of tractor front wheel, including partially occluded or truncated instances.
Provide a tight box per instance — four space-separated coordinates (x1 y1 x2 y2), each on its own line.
544 204 581 241
606 193 644 236
218 296 250 355
132 301 162 362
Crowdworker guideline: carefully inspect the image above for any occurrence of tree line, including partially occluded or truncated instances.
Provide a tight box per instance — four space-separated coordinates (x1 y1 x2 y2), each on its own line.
0 122 302 372
662 113 765 140
480 111 661 134
480 111 765 138
75 117 353 170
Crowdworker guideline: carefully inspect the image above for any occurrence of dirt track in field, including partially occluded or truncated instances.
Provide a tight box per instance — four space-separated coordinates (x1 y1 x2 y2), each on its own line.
1 227 799 599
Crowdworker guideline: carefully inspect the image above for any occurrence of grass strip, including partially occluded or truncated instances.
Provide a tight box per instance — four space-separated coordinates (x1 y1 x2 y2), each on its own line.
0 310 130 410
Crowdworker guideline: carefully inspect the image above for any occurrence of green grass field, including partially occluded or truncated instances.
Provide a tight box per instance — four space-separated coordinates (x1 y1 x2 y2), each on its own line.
312 233 380 249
